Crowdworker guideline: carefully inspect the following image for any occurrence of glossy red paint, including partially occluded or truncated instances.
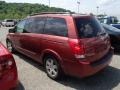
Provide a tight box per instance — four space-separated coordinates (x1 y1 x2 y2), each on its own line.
7 14 113 78
0 42 18 90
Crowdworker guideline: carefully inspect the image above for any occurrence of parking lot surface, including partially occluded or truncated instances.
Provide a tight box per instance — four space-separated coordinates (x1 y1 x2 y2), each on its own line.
0 27 120 90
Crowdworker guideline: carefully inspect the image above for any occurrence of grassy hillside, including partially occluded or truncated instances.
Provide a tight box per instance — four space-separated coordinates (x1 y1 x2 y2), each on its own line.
0 1 71 20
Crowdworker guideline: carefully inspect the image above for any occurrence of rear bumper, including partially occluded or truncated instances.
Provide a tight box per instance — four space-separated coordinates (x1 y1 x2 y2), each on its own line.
0 67 18 90
79 49 113 78
63 47 114 78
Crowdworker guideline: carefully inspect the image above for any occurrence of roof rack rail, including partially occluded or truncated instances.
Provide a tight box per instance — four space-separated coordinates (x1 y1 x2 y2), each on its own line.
29 12 75 16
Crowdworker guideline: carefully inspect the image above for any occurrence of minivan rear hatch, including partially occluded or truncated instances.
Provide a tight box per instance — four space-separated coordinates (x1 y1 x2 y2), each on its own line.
74 16 111 62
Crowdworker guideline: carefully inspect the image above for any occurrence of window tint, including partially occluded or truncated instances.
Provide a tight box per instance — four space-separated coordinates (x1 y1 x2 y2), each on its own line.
7 20 14 22
4 19 13 22
24 17 45 33
24 18 34 33
16 20 26 33
44 17 68 37
74 17 105 38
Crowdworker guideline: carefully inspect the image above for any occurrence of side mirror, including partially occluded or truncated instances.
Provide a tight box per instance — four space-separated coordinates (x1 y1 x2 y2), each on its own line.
9 28 16 33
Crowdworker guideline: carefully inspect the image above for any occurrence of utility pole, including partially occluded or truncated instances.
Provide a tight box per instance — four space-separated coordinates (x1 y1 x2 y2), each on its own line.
49 0 50 7
96 6 99 15
77 1 80 13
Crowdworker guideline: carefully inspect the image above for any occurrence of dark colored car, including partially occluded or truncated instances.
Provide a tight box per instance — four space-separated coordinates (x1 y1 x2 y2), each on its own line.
102 23 120 50
111 24 120 29
6 12 113 80
0 42 18 90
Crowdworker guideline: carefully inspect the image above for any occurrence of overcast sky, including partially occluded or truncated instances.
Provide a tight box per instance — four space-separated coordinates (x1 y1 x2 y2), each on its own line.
3 0 120 17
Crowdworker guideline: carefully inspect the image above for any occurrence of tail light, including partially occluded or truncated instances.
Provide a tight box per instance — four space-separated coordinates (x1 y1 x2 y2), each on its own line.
69 39 85 59
0 54 14 77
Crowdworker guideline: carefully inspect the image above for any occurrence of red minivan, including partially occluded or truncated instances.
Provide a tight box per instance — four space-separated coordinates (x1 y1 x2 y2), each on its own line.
6 12 113 80
0 42 18 90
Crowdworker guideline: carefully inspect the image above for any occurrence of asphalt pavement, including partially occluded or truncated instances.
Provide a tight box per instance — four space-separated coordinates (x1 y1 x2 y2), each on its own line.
0 27 120 90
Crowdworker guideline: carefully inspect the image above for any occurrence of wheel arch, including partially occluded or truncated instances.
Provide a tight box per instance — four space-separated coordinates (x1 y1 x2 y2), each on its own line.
41 49 63 66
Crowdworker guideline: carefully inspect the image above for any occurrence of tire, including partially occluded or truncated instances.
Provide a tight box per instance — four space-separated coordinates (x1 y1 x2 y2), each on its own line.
44 56 63 80
6 40 15 53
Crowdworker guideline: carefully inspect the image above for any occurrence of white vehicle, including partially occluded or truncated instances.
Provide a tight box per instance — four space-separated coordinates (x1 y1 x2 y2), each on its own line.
2 19 15 27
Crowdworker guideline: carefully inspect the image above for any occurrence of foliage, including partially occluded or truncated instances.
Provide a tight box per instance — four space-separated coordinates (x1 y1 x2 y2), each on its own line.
0 1 71 20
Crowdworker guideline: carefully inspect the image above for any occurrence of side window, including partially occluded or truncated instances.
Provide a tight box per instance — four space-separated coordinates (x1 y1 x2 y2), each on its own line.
44 17 68 37
16 20 26 33
24 18 34 33
24 17 45 33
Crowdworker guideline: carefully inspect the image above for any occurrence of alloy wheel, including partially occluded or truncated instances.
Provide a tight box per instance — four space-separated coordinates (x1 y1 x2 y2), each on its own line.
45 58 58 78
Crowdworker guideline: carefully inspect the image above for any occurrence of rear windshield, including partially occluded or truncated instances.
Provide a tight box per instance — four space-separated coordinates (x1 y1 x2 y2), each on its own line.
74 17 104 38
6 20 13 22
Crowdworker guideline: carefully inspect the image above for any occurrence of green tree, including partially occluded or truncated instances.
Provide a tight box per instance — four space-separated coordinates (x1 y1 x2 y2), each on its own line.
0 1 72 20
